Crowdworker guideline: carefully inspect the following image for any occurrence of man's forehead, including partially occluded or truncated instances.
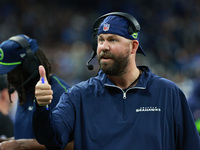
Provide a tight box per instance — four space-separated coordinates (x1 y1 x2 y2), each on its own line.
98 34 133 42
98 33 123 39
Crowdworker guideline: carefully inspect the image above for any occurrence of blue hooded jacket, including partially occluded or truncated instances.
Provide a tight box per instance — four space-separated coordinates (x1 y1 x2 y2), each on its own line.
32 66 200 150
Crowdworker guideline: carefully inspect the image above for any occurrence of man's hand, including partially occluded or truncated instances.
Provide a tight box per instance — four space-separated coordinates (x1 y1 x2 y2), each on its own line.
0 140 18 150
35 65 53 106
0 139 46 150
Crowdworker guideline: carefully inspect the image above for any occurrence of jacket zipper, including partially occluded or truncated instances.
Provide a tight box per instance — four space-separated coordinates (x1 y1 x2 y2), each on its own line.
105 84 145 121
104 84 145 99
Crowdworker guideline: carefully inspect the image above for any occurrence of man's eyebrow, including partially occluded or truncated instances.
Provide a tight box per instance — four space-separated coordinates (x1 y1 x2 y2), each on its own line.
98 34 118 38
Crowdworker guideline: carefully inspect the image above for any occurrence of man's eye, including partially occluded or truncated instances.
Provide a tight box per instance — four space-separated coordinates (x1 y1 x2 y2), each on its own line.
98 39 104 42
110 39 116 42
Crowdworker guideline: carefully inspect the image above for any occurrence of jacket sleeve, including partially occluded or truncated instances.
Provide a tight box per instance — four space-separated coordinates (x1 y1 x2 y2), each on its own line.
174 88 200 150
32 94 74 150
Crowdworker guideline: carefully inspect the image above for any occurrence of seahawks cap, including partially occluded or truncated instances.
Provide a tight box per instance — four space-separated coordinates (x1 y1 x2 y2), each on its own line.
0 34 38 75
98 15 146 55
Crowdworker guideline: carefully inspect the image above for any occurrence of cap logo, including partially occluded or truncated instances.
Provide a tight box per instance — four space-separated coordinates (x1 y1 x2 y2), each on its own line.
132 32 138 39
103 23 110 31
0 48 4 61
20 53 26 58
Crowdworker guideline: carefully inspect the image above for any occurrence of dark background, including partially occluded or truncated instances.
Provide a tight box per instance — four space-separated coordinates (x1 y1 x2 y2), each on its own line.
0 0 199 98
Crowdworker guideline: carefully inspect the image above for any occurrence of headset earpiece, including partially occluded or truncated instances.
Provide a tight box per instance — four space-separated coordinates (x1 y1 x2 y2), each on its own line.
22 47 40 75
8 35 40 75
92 30 99 57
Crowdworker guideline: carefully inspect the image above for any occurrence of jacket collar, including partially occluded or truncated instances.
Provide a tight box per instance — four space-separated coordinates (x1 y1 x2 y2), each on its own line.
97 66 152 89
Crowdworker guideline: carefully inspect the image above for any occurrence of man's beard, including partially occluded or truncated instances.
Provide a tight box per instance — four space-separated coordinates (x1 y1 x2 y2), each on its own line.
97 51 129 76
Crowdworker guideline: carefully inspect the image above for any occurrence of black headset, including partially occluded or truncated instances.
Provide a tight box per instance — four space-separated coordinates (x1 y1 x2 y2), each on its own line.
86 12 141 70
8 35 40 95
8 35 40 75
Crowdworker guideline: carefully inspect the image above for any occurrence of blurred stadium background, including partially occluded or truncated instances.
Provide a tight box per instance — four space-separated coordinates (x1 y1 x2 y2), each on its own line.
0 0 200 98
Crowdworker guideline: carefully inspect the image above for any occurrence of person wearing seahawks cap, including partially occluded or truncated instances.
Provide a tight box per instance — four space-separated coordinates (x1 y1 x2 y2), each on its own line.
0 34 73 150
32 12 200 150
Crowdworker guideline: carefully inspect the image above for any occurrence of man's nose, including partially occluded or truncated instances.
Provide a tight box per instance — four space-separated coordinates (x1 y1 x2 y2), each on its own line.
101 41 110 51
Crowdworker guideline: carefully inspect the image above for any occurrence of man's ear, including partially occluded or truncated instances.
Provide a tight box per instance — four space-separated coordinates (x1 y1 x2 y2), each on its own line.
131 40 139 54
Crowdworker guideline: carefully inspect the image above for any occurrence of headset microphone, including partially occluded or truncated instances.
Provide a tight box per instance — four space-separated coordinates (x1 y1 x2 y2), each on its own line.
8 88 15 95
86 51 96 70
8 70 38 95
86 58 94 70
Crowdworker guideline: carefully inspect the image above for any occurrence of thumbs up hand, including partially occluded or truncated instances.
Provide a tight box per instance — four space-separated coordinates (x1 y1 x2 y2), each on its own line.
35 65 53 106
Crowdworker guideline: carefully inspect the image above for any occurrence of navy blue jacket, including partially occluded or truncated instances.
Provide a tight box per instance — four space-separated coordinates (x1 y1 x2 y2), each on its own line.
14 75 70 139
32 66 200 150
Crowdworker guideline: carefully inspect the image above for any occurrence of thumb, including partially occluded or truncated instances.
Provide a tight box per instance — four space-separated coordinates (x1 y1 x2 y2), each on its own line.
39 65 48 84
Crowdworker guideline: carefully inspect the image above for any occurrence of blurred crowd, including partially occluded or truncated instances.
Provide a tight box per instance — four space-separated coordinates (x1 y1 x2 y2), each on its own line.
0 0 200 98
